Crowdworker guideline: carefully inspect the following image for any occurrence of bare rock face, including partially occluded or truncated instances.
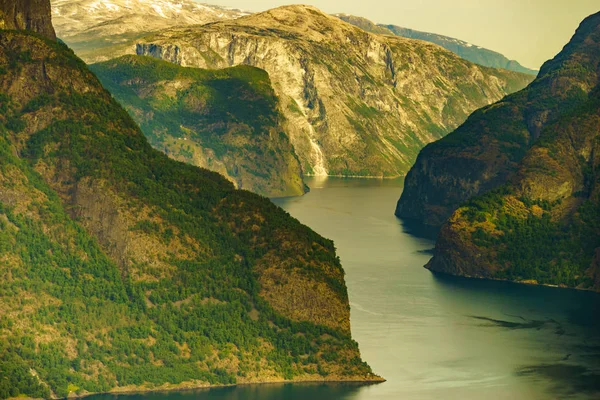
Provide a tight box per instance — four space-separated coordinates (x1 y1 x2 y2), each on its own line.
135 43 181 64
0 0 56 39
135 5 533 178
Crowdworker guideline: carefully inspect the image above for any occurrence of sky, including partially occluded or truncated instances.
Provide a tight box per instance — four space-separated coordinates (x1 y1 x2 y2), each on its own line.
205 0 599 70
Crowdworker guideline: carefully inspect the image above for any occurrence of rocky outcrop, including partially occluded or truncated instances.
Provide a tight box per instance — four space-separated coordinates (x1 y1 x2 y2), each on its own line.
408 12 600 291
0 0 56 39
136 5 533 178
135 43 181 64
397 11 600 227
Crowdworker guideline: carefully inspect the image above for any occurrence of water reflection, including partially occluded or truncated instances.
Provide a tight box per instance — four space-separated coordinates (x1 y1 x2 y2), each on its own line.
87 382 371 400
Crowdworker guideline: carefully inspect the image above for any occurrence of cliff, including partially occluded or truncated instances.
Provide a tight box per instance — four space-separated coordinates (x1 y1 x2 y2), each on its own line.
402 12 600 291
90 55 305 197
0 3 379 398
135 5 533 178
0 0 56 39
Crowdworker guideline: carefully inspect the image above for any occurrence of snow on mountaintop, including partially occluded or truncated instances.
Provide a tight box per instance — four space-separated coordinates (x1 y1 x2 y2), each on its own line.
52 0 249 39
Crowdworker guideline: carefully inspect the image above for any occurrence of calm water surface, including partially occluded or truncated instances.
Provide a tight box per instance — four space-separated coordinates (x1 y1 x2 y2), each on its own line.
91 177 600 400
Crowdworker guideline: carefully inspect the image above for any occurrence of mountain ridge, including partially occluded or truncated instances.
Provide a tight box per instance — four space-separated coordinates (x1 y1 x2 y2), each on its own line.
335 13 538 76
52 0 249 63
396 10 600 227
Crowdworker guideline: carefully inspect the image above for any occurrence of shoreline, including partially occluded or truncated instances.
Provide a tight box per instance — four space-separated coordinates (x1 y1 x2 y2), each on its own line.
427 267 600 294
304 174 406 179
58 376 386 400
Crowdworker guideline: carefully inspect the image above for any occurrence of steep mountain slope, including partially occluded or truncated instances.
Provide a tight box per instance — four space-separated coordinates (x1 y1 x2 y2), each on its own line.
396 11 600 227
52 0 248 63
135 5 533 178
90 55 305 197
383 25 538 76
0 4 380 399
401 12 600 291
335 14 538 76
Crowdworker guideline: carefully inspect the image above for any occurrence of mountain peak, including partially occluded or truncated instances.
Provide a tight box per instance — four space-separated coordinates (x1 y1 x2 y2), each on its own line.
0 0 56 39
538 11 600 80
234 4 359 40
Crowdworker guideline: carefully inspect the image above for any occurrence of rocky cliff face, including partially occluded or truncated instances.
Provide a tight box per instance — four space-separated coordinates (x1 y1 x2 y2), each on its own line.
0 0 56 39
335 14 538 76
90 55 305 197
405 12 600 291
0 2 379 397
136 5 533 178
397 11 600 227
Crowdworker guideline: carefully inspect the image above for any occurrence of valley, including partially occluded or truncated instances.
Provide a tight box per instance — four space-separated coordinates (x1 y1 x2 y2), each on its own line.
0 1 599 399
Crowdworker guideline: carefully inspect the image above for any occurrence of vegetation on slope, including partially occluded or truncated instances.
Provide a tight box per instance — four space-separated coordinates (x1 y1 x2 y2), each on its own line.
396 11 600 227
417 12 600 290
0 30 377 399
90 55 305 197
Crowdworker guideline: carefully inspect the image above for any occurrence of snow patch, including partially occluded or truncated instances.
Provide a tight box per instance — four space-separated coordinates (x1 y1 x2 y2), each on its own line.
151 4 166 18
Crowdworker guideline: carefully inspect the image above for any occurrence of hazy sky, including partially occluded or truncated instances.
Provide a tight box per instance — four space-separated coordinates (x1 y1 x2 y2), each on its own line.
206 0 599 69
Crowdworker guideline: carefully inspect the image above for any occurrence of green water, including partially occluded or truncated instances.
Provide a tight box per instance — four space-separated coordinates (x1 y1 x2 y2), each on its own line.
89 177 600 400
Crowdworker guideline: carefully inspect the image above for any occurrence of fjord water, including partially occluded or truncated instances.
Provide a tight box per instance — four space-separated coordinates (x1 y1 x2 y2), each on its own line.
91 177 600 400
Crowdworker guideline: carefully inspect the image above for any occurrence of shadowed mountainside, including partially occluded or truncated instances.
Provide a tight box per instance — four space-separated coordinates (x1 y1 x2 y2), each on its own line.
398 12 600 291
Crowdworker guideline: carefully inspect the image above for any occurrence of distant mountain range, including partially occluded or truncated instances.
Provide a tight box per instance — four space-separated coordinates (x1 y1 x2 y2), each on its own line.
335 14 538 76
51 0 249 62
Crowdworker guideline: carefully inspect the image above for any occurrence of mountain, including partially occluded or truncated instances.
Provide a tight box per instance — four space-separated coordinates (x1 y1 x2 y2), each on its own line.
398 12 600 290
332 14 393 36
335 14 538 76
90 55 305 197
134 5 533 178
52 0 249 63
0 2 380 398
